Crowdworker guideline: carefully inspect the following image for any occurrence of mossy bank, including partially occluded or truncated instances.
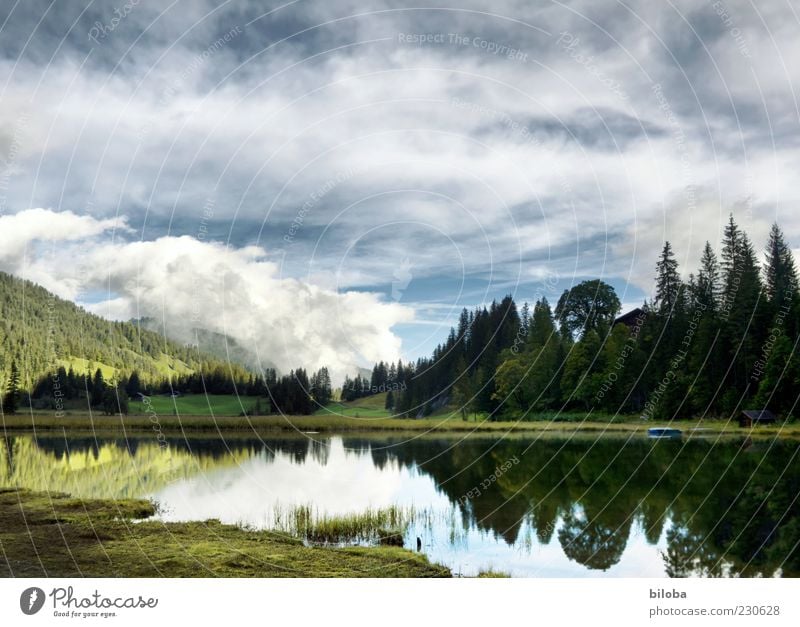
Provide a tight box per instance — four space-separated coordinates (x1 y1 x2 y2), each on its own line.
0 489 449 577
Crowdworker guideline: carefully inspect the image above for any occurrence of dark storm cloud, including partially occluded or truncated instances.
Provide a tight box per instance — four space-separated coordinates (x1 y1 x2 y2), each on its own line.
0 0 798 364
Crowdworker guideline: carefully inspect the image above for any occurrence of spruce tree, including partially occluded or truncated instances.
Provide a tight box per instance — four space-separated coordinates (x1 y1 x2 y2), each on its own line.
720 214 741 317
764 223 798 306
91 368 106 407
2 361 20 414
126 371 142 397
695 241 720 312
654 241 681 315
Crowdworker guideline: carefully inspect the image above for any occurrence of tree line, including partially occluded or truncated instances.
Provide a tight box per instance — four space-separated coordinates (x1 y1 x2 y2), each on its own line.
385 217 798 420
2 363 335 417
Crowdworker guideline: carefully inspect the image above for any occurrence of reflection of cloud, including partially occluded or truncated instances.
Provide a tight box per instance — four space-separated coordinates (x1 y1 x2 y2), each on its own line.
152 437 448 523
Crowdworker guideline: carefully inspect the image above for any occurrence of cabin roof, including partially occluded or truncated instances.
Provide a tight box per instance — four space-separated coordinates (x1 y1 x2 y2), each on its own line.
614 308 645 326
742 409 777 421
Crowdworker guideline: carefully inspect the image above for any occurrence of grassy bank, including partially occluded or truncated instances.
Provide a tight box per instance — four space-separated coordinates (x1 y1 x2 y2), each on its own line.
315 393 393 418
4 411 799 438
0 489 449 577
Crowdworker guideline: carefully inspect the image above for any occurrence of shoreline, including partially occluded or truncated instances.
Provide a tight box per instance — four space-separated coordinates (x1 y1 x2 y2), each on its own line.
3 412 799 438
0 488 449 578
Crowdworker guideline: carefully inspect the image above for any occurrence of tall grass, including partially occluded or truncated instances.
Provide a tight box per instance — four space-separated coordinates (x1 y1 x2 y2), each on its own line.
269 504 416 545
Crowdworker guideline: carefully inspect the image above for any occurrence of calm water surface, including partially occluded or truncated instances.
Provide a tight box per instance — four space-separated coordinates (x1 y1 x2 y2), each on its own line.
2 432 798 577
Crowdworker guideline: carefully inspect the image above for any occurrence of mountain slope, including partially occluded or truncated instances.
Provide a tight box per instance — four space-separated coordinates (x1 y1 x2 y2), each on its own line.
0 271 250 389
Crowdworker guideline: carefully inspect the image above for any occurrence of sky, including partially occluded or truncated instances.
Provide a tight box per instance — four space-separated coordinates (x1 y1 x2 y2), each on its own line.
1 0 799 382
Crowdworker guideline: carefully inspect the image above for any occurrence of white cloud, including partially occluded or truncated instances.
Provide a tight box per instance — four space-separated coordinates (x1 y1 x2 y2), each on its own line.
1 0 799 354
0 208 127 279
1 209 412 382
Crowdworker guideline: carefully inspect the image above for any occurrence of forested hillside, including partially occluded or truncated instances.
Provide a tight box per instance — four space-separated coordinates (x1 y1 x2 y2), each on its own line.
0 271 337 416
0 270 250 391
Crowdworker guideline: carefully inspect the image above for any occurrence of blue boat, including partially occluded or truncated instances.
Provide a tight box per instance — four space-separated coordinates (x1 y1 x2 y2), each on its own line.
648 427 682 438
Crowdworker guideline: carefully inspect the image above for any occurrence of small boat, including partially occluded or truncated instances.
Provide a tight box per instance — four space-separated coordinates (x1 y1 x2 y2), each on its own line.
648 427 682 438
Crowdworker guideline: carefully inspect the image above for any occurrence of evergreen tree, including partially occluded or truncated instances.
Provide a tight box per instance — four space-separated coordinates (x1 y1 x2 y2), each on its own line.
102 386 129 415
311 367 332 406
126 371 142 397
654 241 682 315
2 361 20 414
91 368 106 407
720 214 742 316
754 334 800 415
519 302 531 337
695 241 720 312
527 298 557 347
764 223 798 307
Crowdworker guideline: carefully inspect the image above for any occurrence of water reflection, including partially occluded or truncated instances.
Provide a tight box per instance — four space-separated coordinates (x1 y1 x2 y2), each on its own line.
1 433 797 577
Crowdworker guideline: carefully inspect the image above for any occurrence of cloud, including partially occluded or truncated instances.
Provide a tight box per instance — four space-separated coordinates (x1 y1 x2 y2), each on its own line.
1 0 798 358
0 209 413 383
0 208 127 271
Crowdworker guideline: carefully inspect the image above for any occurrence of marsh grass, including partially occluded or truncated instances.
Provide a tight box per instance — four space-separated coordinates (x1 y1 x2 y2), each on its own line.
269 503 416 545
476 568 511 578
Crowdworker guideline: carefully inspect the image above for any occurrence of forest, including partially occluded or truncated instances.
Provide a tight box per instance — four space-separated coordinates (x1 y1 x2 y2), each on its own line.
385 216 799 421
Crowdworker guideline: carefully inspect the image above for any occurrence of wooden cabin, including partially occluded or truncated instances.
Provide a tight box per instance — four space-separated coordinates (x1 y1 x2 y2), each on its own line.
614 307 645 331
739 409 777 428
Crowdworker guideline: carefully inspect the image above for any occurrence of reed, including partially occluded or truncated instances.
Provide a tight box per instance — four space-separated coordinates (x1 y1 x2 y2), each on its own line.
269 503 416 545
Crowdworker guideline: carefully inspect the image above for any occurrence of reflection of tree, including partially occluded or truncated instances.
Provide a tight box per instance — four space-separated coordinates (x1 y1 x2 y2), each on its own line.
0 436 259 498
1 437 12 481
531 499 559 544
308 439 330 466
558 506 630 571
640 498 668 545
377 435 800 576
662 525 725 578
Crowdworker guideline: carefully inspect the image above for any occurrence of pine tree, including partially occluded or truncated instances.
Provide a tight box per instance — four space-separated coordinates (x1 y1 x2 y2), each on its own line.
527 298 557 347
654 241 681 315
126 371 142 397
311 367 332 406
2 361 20 414
718 222 766 403
91 368 106 407
519 302 530 337
754 334 800 415
764 223 798 306
695 241 720 312
720 214 741 316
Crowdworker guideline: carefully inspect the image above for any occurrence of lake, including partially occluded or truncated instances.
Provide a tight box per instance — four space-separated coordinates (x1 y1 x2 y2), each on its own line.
1 432 798 577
